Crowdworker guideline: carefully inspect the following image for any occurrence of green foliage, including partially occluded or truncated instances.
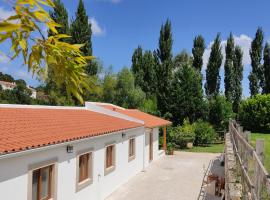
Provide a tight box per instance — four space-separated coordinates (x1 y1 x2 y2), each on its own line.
0 72 15 82
249 27 264 96
193 120 215 146
102 73 117 103
139 97 159 115
224 33 235 102
70 0 96 76
263 43 270 94
173 50 193 70
205 33 223 97
156 19 173 115
170 64 207 124
233 46 244 113
131 46 144 88
239 94 270 132
208 95 235 131
115 68 146 108
192 35 205 71
168 119 195 149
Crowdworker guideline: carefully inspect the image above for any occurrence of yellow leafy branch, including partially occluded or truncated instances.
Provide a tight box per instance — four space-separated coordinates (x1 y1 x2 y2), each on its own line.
0 0 93 103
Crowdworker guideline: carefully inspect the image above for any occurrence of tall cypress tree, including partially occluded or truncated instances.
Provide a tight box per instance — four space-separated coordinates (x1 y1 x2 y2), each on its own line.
263 43 270 94
192 35 205 71
156 19 173 115
142 50 156 96
205 33 223 97
224 33 235 102
71 0 96 75
131 46 144 88
249 27 264 95
49 0 69 39
232 46 243 113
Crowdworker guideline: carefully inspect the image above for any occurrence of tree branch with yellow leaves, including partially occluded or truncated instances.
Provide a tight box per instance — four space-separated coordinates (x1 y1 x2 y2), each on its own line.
0 0 93 103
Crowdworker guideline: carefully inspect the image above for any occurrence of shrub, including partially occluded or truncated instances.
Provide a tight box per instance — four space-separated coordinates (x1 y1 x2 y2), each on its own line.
239 94 270 132
208 95 235 131
194 120 215 146
167 119 195 148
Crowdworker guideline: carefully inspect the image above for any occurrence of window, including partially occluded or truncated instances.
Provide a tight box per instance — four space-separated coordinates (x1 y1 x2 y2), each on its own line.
79 153 90 183
105 144 115 175
76 151 93 192
128 138 136 161
32 165 53 200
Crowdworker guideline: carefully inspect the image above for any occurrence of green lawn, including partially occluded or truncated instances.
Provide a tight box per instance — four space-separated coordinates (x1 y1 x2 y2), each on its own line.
181 143 224 153
250 133 270 173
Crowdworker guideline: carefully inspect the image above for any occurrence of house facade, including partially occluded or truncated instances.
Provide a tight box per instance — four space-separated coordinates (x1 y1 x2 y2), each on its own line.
0 80 37 99
0 103 171 200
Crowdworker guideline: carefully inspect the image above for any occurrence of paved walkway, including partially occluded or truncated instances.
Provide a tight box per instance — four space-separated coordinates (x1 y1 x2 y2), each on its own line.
106 151 220 200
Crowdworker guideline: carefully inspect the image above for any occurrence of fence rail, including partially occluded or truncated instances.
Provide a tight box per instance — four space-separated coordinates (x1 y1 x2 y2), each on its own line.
229 120 270 200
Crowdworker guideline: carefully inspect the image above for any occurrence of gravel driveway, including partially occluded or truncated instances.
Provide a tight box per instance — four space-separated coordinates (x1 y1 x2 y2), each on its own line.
106 151 220 200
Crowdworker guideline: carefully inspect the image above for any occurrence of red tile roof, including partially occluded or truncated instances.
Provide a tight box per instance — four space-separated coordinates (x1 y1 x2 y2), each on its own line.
98 104 171 128
0 107 143 155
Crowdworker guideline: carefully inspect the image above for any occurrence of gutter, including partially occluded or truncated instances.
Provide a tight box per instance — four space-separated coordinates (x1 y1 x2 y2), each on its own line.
0 126 144 161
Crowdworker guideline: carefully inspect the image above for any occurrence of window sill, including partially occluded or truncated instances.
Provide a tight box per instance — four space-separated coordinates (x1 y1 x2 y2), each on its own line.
128 155 136 162
104 165 115 176
76 178 93 192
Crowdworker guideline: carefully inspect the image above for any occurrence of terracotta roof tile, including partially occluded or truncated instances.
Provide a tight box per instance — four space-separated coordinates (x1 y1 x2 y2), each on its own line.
99 104 171 128
0 107 143 155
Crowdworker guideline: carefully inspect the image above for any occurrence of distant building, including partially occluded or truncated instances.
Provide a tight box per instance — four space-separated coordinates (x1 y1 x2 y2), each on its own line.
0 80 37 99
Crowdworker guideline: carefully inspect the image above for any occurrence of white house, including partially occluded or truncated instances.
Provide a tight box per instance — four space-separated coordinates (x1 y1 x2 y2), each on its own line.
0 80 37 99
0 103 171 200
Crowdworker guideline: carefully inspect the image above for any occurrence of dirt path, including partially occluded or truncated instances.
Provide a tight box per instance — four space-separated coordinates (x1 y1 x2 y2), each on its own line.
106 151 220 200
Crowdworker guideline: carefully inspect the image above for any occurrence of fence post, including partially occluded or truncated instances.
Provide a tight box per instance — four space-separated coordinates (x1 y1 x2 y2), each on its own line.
255 139 264 199
243 131 250 172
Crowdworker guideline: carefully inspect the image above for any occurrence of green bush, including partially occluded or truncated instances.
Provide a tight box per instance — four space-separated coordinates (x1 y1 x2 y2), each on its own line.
209 95 235 131
239 94 270 132
167 119 195 148
194 120 215 146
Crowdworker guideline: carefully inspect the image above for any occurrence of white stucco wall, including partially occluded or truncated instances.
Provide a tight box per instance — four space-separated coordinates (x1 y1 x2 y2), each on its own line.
144 127 162 168
0 127 145 200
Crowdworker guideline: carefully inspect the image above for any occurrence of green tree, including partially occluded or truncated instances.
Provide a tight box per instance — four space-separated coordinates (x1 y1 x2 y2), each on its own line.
141 50 157 96
49 0 69 40
192 35 205 71
103 73 117 103
115 68 146 108
173 50 193 70
205 33 223 97
0 72 15 82
224 33 235 102
71 0 96 75
233 46 243 113
131 46 144 88
263 43 270 94
170 64 207 125
156 19 173 115
249 27 264 95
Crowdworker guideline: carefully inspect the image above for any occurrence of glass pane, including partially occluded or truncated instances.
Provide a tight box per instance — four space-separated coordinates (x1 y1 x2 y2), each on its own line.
41 167 50 199
32 170 39 200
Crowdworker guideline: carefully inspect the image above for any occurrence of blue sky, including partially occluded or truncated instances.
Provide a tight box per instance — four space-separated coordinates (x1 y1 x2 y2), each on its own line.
1 0 270 97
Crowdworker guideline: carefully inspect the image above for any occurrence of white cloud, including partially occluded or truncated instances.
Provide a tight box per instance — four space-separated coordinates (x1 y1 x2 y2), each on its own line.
203 34 252 68
89 18 105 36
0 7 15 21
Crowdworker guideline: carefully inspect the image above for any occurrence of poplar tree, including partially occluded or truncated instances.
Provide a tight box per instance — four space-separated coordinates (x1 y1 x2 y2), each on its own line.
233 46 243 113
71 0 97 75
224 33 235 102
156 19 173 115
131 46 144 88
249 27 264 95
263 43 270 94
192 35 205 71
205 33 223 97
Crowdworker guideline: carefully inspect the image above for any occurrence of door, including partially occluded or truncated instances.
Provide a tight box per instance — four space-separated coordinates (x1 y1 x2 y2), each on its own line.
149 131 153 162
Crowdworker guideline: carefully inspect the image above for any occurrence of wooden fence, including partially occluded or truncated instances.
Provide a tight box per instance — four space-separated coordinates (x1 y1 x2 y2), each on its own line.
229 120 270 199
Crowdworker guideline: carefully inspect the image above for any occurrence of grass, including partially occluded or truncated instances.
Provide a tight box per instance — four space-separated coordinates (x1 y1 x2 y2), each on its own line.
181 143 224 153
250 133 270 173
